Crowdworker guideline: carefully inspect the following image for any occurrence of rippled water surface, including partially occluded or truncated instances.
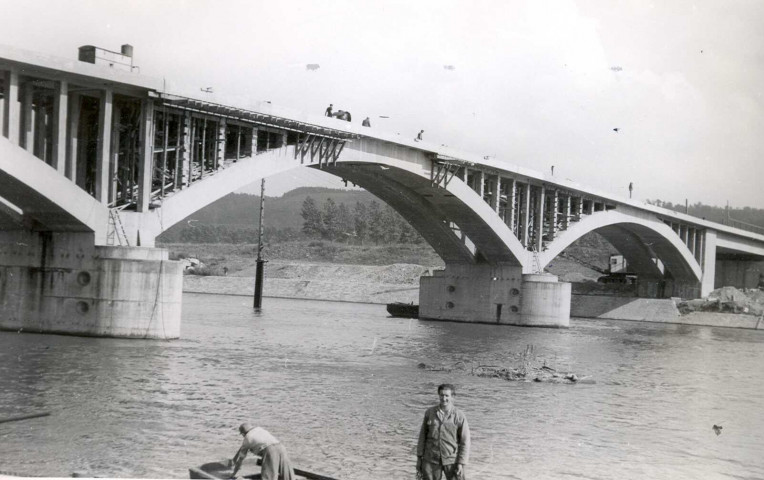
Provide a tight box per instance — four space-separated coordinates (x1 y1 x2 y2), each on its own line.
2 293 764 479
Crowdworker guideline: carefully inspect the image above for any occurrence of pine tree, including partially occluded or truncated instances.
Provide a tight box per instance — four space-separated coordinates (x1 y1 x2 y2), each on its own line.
323 198 340 240
381 206 401 243
367 201 384 244
398 216 421 244
336 203 354 242
300 196 323 238
353 202 369 245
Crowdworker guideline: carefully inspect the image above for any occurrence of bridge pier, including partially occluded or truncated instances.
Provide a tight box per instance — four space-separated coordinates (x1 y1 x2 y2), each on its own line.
0 231 182 339
419 265 571 327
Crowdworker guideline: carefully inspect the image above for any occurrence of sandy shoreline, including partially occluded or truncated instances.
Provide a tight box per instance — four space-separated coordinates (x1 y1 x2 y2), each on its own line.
182 262 425 304
181 263 764 329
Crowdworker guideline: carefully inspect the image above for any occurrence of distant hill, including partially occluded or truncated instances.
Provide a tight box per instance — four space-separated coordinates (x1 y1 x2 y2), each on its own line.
158 187 377 242
648 199 764 230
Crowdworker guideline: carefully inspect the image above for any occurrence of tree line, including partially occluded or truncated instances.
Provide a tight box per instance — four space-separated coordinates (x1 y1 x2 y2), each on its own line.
301 196 423 244
158 195 424 245
646 200 764 229
163 224 301 244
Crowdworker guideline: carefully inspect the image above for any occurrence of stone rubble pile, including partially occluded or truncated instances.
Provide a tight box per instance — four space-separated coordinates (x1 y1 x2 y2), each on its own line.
677 286 764 316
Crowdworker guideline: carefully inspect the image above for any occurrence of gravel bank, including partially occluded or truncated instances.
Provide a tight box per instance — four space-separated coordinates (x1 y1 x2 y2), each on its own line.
182 262 429 304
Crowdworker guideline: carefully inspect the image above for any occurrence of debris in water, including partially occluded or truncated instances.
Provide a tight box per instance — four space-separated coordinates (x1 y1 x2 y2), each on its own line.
418 345 592 385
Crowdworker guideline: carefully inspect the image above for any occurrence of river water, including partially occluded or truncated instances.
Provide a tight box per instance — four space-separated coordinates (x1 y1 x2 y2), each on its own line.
1 293 763 480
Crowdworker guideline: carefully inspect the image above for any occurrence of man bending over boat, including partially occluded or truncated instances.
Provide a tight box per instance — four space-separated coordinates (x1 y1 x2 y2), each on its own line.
416 384 470 480
230 423 295 480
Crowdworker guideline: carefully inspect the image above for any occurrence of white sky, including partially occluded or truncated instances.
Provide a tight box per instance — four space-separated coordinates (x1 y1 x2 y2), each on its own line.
2 0 763 207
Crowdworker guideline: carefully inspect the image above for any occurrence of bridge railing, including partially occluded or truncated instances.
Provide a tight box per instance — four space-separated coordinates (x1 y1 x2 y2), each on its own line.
725 217 764 235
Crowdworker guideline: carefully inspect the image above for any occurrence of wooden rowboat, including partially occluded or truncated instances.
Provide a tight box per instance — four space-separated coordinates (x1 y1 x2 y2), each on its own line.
189 458 339 480
386 302 419 318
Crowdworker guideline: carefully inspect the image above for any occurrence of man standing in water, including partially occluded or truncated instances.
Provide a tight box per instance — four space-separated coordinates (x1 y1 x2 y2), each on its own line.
417 384 470 480
230 423 295 480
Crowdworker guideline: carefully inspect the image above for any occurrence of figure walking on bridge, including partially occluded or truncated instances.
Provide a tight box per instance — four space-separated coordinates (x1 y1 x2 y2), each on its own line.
325 104 333 117
362 117 371 127
629 182 633 199
417 384 470 480
415 129 424 142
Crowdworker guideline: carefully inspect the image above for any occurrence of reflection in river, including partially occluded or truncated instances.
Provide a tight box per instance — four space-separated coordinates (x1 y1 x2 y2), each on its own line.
1 293 763 479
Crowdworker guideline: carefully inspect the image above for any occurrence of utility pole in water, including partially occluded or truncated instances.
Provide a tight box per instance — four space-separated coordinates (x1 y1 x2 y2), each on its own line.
254 179 266 309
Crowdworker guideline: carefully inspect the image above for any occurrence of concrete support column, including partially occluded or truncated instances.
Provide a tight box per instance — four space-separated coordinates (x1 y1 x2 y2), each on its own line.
180 111 191 187
522 183 531 247
189 117 197 181
700 229 717 297
508 179 516 232
551 190 559 238
216 118 226 168
137 98 154 213
563 194 571 230
52 80 68 174
66 93 81 182
173 113 182 188
95 88 113 203
491 175 501 213
110 102 121 205
199 119 207 179
536 186 545 252
2 68 21 144
21 82 34 151
235 125 242 160
477 170 485 199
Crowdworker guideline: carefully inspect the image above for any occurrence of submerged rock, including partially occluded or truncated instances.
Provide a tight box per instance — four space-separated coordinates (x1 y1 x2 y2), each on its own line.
471 365 588 384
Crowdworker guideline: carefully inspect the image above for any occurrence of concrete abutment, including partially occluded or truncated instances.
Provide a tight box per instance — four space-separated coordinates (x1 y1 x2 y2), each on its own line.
0 231 182 339
419 265 570 327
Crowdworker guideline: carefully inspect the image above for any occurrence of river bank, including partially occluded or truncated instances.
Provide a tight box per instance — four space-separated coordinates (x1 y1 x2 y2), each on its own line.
182 262 764 330
182 261 424 304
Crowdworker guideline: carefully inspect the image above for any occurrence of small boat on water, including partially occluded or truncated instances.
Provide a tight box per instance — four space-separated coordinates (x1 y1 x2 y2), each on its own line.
190 458 339 480
386 302 419 318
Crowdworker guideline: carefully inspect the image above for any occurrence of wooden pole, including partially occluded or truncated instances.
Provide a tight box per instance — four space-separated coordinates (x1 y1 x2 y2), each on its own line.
0 412 50 424
254 178 266 309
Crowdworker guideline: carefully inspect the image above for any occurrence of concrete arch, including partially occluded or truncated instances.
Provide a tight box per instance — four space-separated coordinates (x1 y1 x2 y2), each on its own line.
0 137 108 241
324 161 529 266
120 149 303 245
539 209 702 282
325 164 477 264
125 144 530 267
